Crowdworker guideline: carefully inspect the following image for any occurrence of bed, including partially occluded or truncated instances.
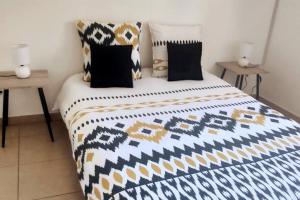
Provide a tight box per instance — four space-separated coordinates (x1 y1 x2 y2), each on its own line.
55 68 300 200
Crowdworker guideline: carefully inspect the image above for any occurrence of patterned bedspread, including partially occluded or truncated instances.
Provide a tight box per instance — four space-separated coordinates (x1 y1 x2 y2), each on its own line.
57 70 300 200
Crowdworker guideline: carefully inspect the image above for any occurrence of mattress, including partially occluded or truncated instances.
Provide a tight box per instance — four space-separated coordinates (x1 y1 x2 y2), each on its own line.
56 68 300 200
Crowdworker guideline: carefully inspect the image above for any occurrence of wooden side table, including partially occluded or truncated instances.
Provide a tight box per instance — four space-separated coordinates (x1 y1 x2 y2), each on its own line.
216 62 268 100
0 70 54 148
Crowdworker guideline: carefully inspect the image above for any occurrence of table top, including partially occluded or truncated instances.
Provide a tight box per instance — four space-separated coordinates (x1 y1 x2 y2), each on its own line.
216 62 269 75
0 69 49 89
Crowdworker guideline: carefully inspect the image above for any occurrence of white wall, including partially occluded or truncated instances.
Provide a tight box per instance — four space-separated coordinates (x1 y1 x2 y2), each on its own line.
262 0 300 117
0 0 275 117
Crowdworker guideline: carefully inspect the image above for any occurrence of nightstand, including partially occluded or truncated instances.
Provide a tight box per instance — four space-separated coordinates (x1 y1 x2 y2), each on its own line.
216 62 268 100
0 70 54 148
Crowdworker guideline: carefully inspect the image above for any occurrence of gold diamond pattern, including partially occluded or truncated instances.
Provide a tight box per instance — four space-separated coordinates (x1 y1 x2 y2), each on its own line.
114 23 139 47
77 20 85 31
126 121 167 143
231 109 266 125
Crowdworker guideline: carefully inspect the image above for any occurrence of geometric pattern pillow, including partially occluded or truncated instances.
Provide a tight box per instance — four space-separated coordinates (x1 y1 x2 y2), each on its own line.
76 20 142 81
149 23 202 78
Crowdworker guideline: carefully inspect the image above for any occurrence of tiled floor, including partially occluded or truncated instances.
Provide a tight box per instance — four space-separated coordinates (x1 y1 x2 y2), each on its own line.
0 121 84 200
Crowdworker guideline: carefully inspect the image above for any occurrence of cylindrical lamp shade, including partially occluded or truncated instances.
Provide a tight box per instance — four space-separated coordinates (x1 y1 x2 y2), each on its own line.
12 44 30 66
239 42 254 59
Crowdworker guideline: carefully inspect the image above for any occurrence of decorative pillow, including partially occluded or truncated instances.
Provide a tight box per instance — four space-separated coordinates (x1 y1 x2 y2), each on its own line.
149 23 202 77
167 42 203 81
76 20 142 81
90 44 133 88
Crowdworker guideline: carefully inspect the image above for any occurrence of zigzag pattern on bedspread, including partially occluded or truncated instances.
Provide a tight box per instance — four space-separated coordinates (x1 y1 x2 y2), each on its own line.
64 84 300 200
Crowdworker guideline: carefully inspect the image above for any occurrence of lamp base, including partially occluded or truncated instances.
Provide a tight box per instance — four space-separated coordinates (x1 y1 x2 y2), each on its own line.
15 65 31 79
238 58 250 68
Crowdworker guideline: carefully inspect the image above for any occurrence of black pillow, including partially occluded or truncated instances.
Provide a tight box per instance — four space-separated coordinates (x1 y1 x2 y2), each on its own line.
167 42 203 81
90 44 133 88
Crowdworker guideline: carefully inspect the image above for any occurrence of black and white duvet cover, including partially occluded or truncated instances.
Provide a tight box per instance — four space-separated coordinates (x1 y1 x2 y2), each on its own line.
56 69 300 200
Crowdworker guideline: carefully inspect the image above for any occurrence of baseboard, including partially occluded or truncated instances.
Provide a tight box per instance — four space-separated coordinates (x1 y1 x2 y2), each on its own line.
258 96 300 123
0 112 63 126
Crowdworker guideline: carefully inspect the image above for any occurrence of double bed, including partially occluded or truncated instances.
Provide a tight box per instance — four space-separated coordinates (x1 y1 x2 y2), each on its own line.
56 68 300 200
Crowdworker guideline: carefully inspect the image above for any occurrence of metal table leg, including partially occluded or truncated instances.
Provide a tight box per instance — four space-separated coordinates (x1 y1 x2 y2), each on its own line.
2 89 9 148
38 88 54 142
256 74 260 100
220 69 226 79
239 75 244 90
235 75 240 88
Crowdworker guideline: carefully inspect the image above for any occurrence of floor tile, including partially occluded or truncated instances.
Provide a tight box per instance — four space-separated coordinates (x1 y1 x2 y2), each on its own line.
19 121 68 138
19 122 50 138
0 166 18 200
52 121 70 139
0 125 19 139
19 158 81 200
19 126 72 165
38 192 84 200
0 138 19 168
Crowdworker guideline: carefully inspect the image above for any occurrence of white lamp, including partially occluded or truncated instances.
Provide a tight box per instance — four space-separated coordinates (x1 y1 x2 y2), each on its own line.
238 42 254 67
12 44 31 78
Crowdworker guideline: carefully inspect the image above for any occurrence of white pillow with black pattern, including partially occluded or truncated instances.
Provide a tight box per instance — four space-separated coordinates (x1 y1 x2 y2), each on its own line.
149 23 202 78
76 20 142 82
